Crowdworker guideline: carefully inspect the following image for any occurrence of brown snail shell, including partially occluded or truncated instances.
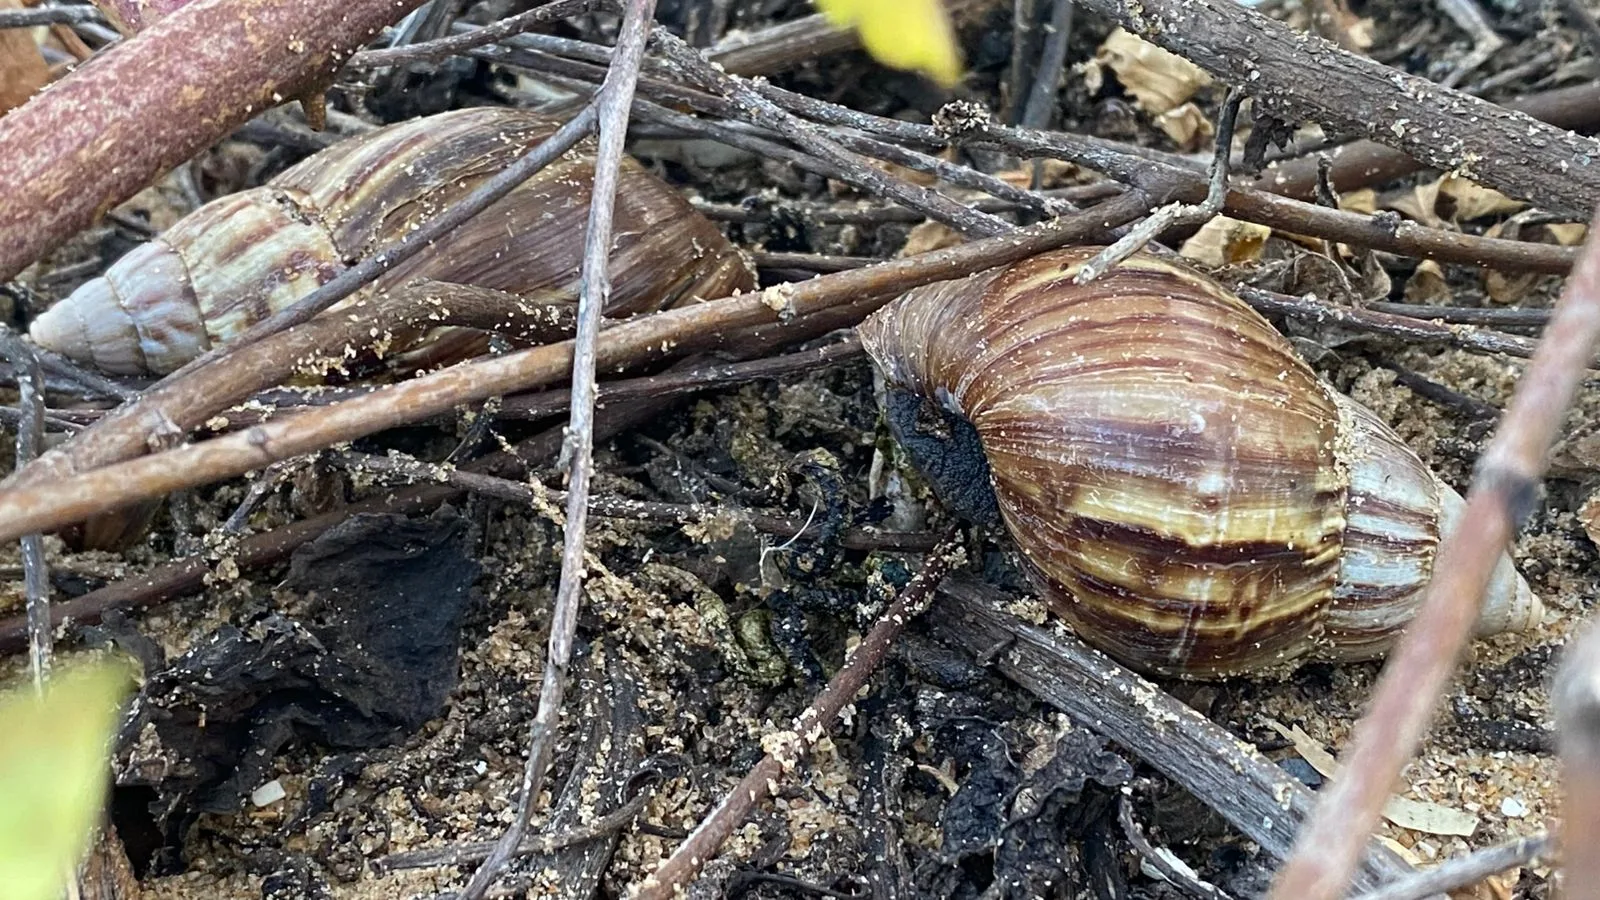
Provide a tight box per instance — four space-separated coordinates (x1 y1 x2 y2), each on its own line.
31 106 755 375
858 247 1540 678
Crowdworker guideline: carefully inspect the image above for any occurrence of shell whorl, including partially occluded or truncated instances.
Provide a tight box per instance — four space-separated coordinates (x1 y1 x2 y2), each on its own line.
32 107 755 375
859 246 1540 678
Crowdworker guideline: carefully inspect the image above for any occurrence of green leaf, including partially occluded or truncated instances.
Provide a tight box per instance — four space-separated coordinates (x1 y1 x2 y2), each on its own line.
0 660 133 900
815 0 963 87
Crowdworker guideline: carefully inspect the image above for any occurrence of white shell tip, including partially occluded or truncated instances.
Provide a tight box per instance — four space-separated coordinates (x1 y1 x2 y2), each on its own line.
1476 552 1543 637
28 290 91 361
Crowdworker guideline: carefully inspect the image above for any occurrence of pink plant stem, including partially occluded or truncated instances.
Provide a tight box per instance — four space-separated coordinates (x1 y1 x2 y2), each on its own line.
0 0 427 281
1269 201 1600 900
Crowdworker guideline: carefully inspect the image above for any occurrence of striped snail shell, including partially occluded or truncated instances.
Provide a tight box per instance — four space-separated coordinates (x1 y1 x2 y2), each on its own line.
858 247 1540 678
31 106 755 375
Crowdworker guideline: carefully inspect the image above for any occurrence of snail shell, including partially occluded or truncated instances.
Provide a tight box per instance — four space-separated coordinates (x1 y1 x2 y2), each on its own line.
31 106 755 374
858 247 1540 678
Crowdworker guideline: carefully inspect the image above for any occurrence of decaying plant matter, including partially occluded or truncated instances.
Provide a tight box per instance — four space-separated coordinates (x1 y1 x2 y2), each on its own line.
3 0 1600 898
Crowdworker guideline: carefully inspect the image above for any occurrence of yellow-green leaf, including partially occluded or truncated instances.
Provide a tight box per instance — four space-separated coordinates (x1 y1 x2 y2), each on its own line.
0 660 133 900
815 0 963 87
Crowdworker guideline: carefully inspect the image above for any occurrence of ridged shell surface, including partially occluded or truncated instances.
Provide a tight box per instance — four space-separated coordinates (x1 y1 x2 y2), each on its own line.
32 106 755 374
859 246 1540 678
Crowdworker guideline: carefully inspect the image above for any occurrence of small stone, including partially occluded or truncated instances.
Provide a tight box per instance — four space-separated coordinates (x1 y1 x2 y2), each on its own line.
250 779 286 808
1500 797 1528 818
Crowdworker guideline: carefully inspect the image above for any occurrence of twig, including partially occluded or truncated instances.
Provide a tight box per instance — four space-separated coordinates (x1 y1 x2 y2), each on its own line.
0 331 49 685
346 0 595 69
1269 201 1600 900
0 6 103 27
650 28 1011 238
457 1 653 895
1119 796 1235 900
634 529 967 900
1557 0 1600 64
923 575 1413 890
335 451 942 552
1349 832 1553 900
1075 88 1242 283
1019 0 1074 130
0 193 1152 545
153 105 598 387
376 766 659 872
1433 0 1504 88
0 0 430 282
1556 619 1600 900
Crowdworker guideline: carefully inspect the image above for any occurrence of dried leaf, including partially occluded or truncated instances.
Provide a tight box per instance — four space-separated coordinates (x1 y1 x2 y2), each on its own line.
1179 215 1271 267
1091 28 1212 115
1263 718 1479 837
1437 174 1526 221
1403 260 1452 304
1155 102 1213 152
814 0 962 87
0 660 134 900
1382 795 1478 837
1339 188 1378 215
900 220 963 256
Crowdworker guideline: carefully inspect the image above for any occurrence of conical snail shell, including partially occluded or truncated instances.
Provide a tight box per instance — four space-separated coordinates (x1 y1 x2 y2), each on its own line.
31 106 755 374
858 247 1541 678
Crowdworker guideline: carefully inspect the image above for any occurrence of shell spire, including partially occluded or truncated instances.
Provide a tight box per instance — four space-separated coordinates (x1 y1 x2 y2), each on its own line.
859 246 1540 678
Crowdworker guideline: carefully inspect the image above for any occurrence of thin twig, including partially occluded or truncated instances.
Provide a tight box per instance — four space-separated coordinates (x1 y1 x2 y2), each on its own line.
336 451 942 552
1019 0 1074 130
0 6 103 27
0 331 49 685
376 761 664 872
1269 201 1600 900
634 529 966 900
1557 0 1600 64
650 28 1011 238
347 0 595 69
1349 832 1553 900
1075 87 1242 283
456 1 654 895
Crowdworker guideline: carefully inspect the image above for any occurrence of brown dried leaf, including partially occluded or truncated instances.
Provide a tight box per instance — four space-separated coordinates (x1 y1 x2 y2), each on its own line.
1179 215 1271 267
1155 102 1213 152
1089 28 1211 115
899 220 962 256
1579 492 1600 550
1403 260 1452 304
1339 188 1378 215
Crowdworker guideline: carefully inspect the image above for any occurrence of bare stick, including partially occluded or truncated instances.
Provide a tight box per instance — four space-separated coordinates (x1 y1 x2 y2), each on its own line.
1075 88 1242 283
0 331 49 685
1269 201 1600 900
337 451 942 552
0 193 1151 545
923 575 1413 890
1350 832 1553 900
457 1 654 896
634 529 966 900
0 0 430 281
0 6 104 28
1556 619 1600 900
347 0 595 69
650 28 1011 238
